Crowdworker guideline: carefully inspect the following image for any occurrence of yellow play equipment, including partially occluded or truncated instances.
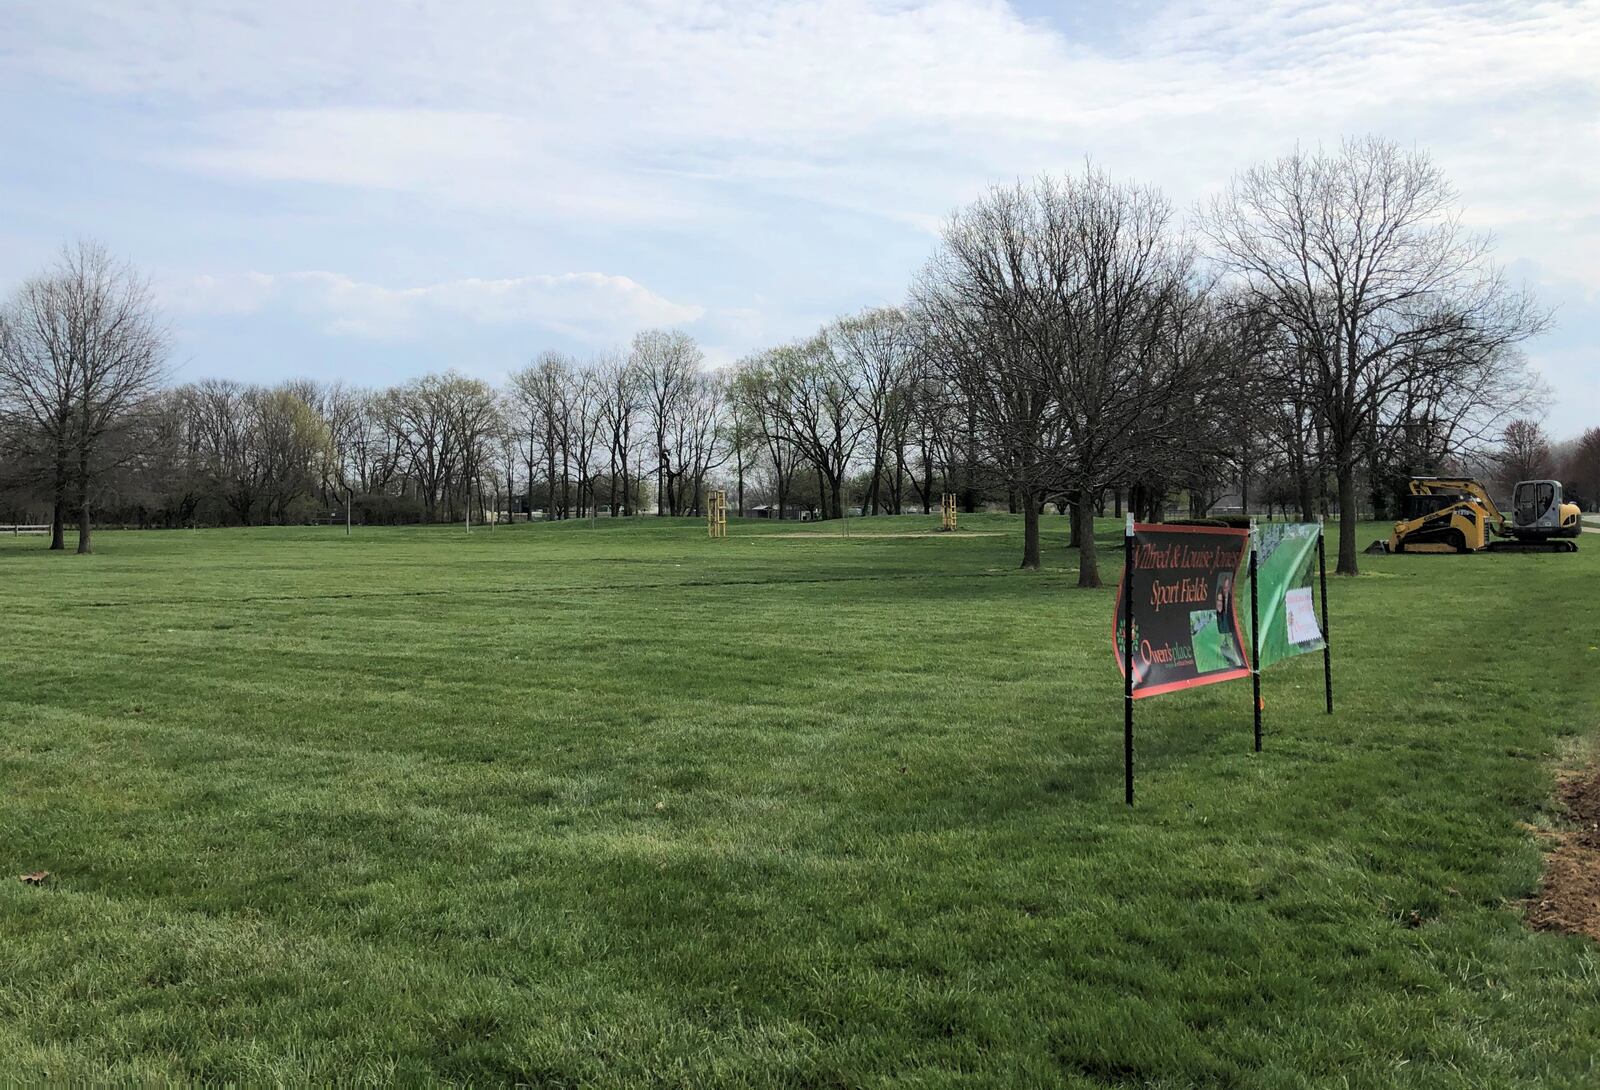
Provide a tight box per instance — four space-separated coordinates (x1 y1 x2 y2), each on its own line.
706 490 728 539
940 493 958 532
1382 477 1581 554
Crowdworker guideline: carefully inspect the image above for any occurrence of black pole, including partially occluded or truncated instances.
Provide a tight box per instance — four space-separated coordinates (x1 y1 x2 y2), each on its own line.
1249 533 1262 752
1317 517 1333 714
1124 516 1135 806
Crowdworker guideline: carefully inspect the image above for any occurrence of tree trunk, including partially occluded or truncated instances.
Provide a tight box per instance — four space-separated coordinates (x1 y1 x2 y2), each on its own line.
1077 492 1100 588
50 497 65 551
621 454 630 517
1337 465 1359 575
76 476 93 554
735 444 745 516
654 431 666 516
1020 493 1041 570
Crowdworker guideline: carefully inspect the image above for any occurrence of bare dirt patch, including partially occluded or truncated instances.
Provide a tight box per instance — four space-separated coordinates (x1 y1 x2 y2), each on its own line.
764 531 1006 539
1526 765 1600 942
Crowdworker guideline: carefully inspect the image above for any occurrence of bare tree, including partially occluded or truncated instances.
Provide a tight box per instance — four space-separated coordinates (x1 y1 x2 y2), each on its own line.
0 241 169 552
1561 427 1600 509
829 308 920 514
1204 137 1549 574
1042 169 1204 587
914 169 1201 582
913 181 1065 568
568 366 603 517
377 372 496 521
1498 417 1553 487
595 353 642 516
632 329 702 516
732 351 803 519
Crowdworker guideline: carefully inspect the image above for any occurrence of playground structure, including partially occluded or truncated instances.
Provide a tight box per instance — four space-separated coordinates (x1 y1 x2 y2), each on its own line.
707 490 728 539
940 493 958 532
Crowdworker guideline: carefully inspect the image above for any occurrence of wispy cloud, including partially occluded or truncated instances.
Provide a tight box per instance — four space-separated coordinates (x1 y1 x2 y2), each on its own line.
171 270 704 344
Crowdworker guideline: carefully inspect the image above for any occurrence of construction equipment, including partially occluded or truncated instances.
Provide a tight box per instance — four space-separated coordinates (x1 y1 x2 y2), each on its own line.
1378 477 1581 554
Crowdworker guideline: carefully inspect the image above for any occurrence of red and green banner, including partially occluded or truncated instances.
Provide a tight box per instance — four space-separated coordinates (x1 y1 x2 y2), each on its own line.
1114 523 1251 698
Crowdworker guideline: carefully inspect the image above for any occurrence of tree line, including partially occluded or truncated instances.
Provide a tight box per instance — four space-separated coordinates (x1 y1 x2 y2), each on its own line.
3 138 1591 579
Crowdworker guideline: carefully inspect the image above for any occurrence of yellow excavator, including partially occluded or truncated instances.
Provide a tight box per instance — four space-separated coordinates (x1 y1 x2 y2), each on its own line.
1380 477 1582 554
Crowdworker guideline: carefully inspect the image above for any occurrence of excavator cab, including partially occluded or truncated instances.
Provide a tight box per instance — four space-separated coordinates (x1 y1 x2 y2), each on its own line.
1510 479 1582 544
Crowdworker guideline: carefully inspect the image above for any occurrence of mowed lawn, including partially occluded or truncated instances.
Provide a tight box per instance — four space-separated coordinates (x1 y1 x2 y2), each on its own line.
1 515 1597 1086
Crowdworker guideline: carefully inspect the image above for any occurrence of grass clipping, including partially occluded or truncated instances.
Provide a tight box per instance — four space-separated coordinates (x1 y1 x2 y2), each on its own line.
1527 766 1600 942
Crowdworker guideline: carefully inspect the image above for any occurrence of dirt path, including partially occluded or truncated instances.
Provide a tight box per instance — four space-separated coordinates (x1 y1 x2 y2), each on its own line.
1527 764 1600 942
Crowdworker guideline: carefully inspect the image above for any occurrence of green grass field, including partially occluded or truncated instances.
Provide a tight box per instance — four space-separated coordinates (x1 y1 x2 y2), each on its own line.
2 515 1597 1086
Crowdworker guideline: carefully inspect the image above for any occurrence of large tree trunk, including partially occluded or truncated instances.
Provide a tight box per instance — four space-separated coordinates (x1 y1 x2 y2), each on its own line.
50 497 65 551
654 430 665 516
74 441 94 554
1337 465 1359 575
891 446 906 514
1020 493 1041 570
1077 493 1100 588
76 470 93 555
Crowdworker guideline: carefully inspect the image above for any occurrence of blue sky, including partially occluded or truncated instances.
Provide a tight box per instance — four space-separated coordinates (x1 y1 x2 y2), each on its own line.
2 0 1596 436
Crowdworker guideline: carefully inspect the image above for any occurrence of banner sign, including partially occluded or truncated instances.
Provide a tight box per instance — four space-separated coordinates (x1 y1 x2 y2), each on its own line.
1114 524 1251 699
1243 523 1326 670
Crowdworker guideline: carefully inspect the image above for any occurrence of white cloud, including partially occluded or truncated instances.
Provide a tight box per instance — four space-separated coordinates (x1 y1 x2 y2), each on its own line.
172 270 704 343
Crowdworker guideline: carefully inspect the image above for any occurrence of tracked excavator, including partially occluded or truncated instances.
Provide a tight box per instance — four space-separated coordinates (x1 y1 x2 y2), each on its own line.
1376 477 1581 554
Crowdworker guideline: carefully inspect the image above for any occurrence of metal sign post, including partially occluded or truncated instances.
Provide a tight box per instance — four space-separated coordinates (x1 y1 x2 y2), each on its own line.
1123 513 1135 806
1317 516 1333 714
1249 520 1262 752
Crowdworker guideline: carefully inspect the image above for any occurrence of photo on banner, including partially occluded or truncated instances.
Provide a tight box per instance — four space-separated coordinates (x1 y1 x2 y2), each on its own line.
1114 523 1251 699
